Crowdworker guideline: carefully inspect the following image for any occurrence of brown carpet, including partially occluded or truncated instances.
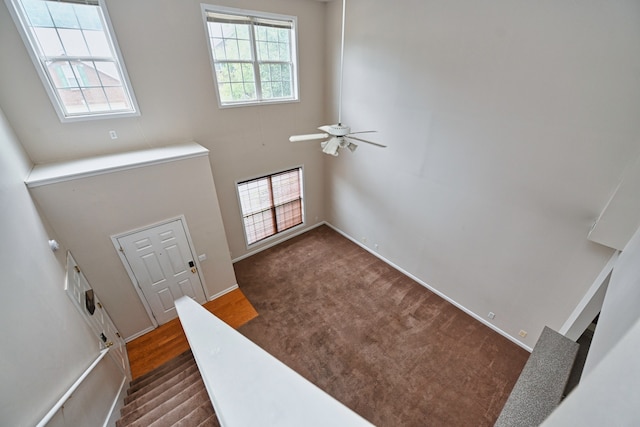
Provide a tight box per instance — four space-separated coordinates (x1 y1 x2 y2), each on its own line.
236 225 528 427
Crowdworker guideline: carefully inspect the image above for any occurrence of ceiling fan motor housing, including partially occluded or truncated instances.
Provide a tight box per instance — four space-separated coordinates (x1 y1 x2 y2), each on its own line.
319 124 351 137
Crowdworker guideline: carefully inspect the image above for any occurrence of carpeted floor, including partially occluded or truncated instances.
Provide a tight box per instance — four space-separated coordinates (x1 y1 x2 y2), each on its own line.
235 225 528 427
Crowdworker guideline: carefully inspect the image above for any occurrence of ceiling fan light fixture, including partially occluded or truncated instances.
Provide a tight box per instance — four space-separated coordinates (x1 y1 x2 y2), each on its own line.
322 137 341 156
347 142 358 152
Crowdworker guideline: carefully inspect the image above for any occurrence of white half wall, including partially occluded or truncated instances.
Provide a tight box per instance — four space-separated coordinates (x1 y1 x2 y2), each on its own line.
582 225 640 376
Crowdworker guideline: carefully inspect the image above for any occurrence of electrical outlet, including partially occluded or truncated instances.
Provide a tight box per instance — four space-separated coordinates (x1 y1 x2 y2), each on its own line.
109 130 118 139
362 237 367 243
488 312 495 320
519 330 528 338
374 244 379 250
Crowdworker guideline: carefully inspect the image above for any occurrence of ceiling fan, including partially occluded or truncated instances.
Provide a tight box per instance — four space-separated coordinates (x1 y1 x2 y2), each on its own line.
289 0 386 156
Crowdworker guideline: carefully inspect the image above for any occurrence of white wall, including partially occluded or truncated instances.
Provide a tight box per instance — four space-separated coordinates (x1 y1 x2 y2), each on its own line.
324 0 640 347
542 225 640 425
28 153 237 340
0 0 327 261
0 108 122 426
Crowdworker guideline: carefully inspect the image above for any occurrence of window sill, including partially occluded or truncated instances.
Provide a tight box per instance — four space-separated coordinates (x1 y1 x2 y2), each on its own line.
218 97 300 109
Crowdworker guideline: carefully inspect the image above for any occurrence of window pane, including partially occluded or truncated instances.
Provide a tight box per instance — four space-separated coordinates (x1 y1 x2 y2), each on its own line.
221 23 237 38
22 0 53 27
58 88 88 114
241 63 255 82
215 62 256 102
271 82 283 98
266 28 278 42
244 210 275 245
279 43 290 62
230 82 250 99
282 82 292 97
207 21 222 38
72 62 94 87
94 61 121 86
262 81 273 99
259 64 270 82
272 170 301 205
84 30 111 57
47 2 79 29
33 27 64 56
256 41 267 61
211 38 224 60
215 63 230 83
255 25 291 62
82 87 109 111
218 83 232 103
275 199 302 232
74 4 102 30
104 86 131 110
224 39 240 60
58 28 90 56
259 64 292 100
238 178 272 216
48 61 77 88
238 40 252 60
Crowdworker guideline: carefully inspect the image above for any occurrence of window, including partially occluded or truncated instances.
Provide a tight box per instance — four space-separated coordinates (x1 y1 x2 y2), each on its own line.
7 0 138 121
237 168 304 246
202 5 298 107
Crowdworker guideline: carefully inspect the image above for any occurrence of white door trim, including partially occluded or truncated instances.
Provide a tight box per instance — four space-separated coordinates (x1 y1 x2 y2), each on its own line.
111 215 208 327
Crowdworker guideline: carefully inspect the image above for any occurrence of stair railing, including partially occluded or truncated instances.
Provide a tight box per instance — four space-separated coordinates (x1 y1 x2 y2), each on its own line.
36 348 109 427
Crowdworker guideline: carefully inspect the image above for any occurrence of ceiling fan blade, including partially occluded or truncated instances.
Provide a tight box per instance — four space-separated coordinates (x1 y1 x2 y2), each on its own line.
346 135 387 148
289 133 329 142
347 130 377 136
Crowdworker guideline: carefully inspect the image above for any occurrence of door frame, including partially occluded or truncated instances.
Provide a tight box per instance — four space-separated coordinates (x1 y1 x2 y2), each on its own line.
111 215 208 328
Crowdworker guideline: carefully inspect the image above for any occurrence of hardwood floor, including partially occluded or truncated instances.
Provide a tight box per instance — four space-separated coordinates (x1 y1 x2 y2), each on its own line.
126 288 258 380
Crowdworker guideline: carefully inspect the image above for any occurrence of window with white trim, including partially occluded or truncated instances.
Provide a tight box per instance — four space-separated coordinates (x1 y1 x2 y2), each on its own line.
202 5 298 107
7 0 138 121
237 168 304 246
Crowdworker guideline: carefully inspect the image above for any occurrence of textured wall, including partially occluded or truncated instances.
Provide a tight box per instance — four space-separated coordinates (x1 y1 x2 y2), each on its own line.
0 107 123 426
0 0 327 261
324 0 640 347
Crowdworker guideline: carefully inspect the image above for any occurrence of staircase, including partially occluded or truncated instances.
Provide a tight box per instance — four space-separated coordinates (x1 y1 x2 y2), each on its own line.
116 350 220 427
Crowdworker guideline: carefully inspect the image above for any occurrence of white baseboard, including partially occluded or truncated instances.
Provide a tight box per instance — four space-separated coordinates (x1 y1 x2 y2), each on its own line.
232 222 326 263
125 326 155 343
324 222 533 353
208 284 239 301
103 375 128 427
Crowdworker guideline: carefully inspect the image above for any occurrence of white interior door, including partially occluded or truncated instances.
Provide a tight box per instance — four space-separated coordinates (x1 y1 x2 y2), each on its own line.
65 252 130 376
116 219 207 325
